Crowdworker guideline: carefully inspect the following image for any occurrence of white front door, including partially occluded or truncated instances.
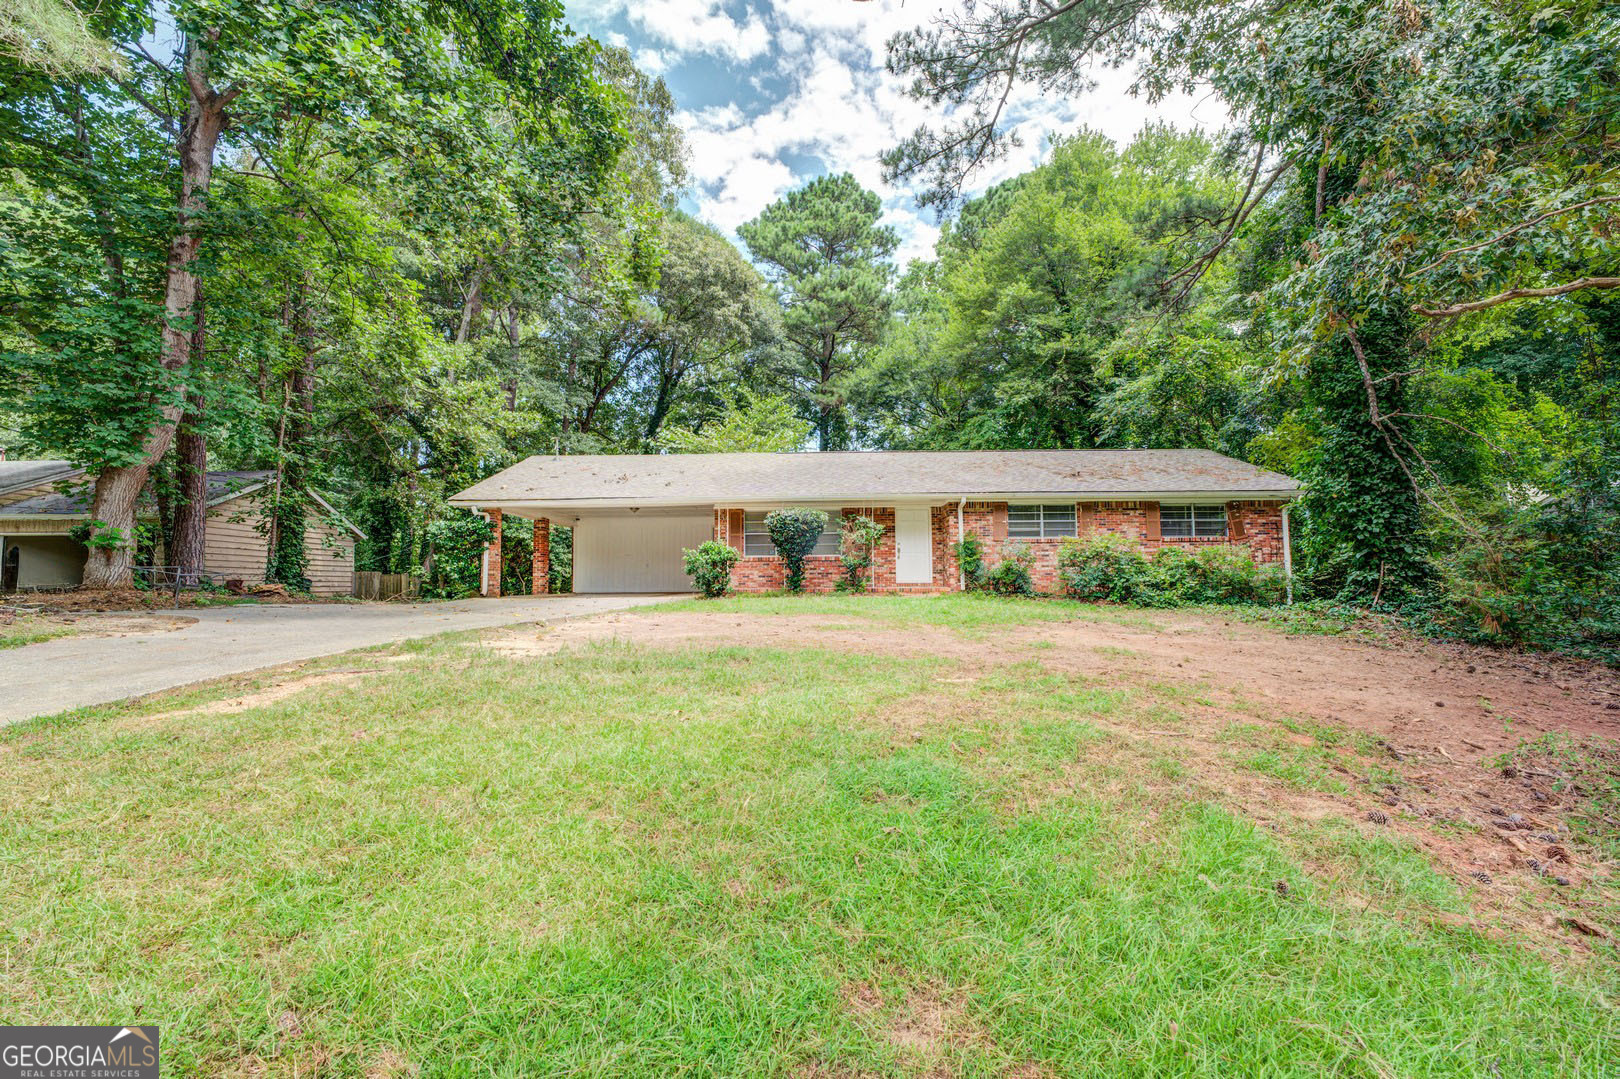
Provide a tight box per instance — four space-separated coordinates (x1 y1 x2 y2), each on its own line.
894 506 932 585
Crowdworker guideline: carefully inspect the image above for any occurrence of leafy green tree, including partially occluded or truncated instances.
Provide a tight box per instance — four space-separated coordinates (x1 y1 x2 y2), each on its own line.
1 0 622 587
1094 331 1267 458
869 128 1241 449
637 213 780 443
886 0 1618 604
738 174 897 450
656 389 809 454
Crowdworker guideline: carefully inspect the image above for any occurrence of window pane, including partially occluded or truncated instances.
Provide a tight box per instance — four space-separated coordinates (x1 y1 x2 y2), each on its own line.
1193 504 1228 538
1007 504 1043 538
743 511 772 556
1160 504 1193 538
1042 504 1076 538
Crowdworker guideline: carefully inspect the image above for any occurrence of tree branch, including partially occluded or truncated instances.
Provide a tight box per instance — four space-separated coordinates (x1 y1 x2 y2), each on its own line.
1413 277 1620 318
1405 196 1620 279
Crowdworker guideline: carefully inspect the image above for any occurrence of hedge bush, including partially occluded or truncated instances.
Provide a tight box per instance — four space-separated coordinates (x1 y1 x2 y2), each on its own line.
765 507 828 593
986 542 1035 596
682 540 740 597
1057 535 1283 607
951 530 988 590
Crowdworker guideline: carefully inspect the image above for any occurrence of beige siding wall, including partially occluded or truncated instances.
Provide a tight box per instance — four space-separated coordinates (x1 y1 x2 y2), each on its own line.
204 491 355 596
2 535 87 588
303 517 355 596
204 492 271 585
0 517 78 535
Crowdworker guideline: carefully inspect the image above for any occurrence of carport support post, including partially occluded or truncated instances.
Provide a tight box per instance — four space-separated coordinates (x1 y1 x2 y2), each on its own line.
482 507 502 597
531 518 550 595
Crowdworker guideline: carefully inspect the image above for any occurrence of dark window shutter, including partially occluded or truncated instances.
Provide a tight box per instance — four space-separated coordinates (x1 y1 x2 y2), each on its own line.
1227 502 1246 541
1078 502 1095 535
727 508 745 553
991 504 1008 542
1145 502 1161 542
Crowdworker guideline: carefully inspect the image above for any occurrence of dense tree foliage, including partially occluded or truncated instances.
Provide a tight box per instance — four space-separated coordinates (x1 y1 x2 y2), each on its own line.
885 0 1618 655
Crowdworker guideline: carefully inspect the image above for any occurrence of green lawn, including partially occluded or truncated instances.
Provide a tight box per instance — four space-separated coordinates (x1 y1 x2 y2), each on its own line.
1 597 1615 1076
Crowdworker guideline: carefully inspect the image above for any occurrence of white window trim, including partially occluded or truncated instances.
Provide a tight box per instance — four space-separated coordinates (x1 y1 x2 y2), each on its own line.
1160 503 1229 539
1006 503 1078 540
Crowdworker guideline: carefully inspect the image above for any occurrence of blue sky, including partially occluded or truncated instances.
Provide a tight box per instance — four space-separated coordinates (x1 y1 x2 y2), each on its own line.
568 1 1218 265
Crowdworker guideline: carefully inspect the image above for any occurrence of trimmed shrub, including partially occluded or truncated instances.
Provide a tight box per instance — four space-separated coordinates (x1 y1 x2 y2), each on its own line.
952 530 988 590
835 513 885 593
765 507 828 593
682 540 739 598
986 542 1035 596
1057 534 1147 602
1058 535 1282 607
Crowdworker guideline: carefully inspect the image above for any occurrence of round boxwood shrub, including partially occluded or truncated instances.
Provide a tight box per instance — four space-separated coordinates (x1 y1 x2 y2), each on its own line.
765 507 829 593
682 540 740 597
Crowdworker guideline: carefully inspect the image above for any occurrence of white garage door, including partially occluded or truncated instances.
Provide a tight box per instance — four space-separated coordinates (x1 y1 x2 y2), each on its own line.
572 514 712 592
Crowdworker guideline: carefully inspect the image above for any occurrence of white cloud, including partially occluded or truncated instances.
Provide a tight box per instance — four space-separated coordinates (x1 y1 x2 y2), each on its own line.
591 1 772 64
590 1 1215 264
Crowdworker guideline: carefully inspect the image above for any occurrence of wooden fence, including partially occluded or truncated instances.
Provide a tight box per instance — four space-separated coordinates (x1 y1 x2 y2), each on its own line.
353 571 419 600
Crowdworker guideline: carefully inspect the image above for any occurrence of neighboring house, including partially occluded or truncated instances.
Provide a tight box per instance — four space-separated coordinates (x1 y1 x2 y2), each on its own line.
449 449 1301 596
0 461 362 594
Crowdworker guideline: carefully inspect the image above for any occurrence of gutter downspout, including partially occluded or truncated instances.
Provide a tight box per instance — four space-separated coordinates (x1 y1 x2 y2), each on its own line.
1281 503 1294 605
956 496 967 592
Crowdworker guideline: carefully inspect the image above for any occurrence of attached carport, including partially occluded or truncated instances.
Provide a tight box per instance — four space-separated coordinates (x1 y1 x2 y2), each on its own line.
567 507 711 592
464 502 711 596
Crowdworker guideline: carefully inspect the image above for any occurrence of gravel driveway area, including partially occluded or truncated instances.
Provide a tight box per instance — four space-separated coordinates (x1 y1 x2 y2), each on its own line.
2 594 681 724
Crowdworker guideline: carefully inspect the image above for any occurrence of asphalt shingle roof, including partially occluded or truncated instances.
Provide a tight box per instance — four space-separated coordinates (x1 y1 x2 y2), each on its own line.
1 469 274 516
451 449 1300 507
0 459 80 497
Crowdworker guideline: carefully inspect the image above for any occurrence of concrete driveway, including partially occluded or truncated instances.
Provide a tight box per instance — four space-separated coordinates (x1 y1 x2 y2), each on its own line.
2 593 682 725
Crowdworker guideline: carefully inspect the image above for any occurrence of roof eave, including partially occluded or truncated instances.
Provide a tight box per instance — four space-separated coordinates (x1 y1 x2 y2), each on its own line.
450 488 1302 511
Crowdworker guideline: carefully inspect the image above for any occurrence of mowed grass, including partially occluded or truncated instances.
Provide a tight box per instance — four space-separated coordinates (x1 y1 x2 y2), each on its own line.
2 601 1617 1076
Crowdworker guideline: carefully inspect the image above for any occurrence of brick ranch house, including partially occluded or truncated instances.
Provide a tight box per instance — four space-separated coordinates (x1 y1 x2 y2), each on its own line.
450 449 1300 596
0 460 363 594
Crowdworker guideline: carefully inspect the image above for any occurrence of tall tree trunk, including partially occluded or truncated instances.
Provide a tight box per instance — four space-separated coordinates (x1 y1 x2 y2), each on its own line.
172 393 208 579
82 37 229 589
644 351 685 442
171 286 209 578
267 264 317 589
817 334 837 451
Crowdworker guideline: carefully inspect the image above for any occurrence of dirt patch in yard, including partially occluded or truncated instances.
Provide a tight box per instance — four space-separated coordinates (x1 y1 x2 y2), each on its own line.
486 611 986 664
12 588 322 613
1 610 193 641
114 666 386 731
484 605 1620 939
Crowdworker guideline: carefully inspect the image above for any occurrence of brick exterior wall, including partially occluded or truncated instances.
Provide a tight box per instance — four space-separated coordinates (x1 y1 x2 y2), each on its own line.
481 507 502 597
711 499 1288 595
718 506 898 594
531 517 550 595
